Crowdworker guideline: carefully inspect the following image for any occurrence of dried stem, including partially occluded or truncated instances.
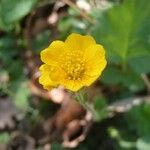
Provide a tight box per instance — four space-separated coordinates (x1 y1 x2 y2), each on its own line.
62 0 96 24
108 96 150 116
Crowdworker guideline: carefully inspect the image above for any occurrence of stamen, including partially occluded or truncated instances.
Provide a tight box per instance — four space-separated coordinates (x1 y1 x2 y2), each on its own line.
62 51 85 80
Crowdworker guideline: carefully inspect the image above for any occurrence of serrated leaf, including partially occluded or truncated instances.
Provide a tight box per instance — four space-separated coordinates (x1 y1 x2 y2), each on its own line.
92 0 150 70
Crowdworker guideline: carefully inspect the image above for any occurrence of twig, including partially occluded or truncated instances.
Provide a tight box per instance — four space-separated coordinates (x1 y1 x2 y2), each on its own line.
108 96 150 117
62 0 96 24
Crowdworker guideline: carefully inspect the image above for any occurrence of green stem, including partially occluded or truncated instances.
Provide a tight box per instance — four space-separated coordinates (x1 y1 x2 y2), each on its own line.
75 90 97 120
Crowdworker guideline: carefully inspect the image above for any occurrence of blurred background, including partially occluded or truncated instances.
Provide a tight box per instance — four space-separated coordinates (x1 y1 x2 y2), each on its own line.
0 0 150 149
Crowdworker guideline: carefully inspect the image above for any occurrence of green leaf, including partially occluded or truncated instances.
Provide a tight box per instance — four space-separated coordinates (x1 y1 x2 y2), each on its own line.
0 0 37 29
127 103 150 136
0 14 14 31
128 56 150 74
92 0 150 70
121 71 145 92
101 66 145 92
101 66 123 85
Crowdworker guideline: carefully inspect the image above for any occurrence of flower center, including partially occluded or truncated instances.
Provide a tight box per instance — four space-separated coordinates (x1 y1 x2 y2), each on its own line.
62 51 85 80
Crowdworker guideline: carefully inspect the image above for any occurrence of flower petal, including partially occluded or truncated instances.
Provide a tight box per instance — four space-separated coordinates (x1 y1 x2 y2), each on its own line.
84 44 105 61
62 80 84 91
49 67 66 82
39 64 56 89
82 74 100 86
65 33 96 51
40 40 65 66
83 44 107 85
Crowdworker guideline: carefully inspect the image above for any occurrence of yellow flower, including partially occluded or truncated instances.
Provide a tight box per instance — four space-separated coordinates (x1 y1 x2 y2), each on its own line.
39 33 107 91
